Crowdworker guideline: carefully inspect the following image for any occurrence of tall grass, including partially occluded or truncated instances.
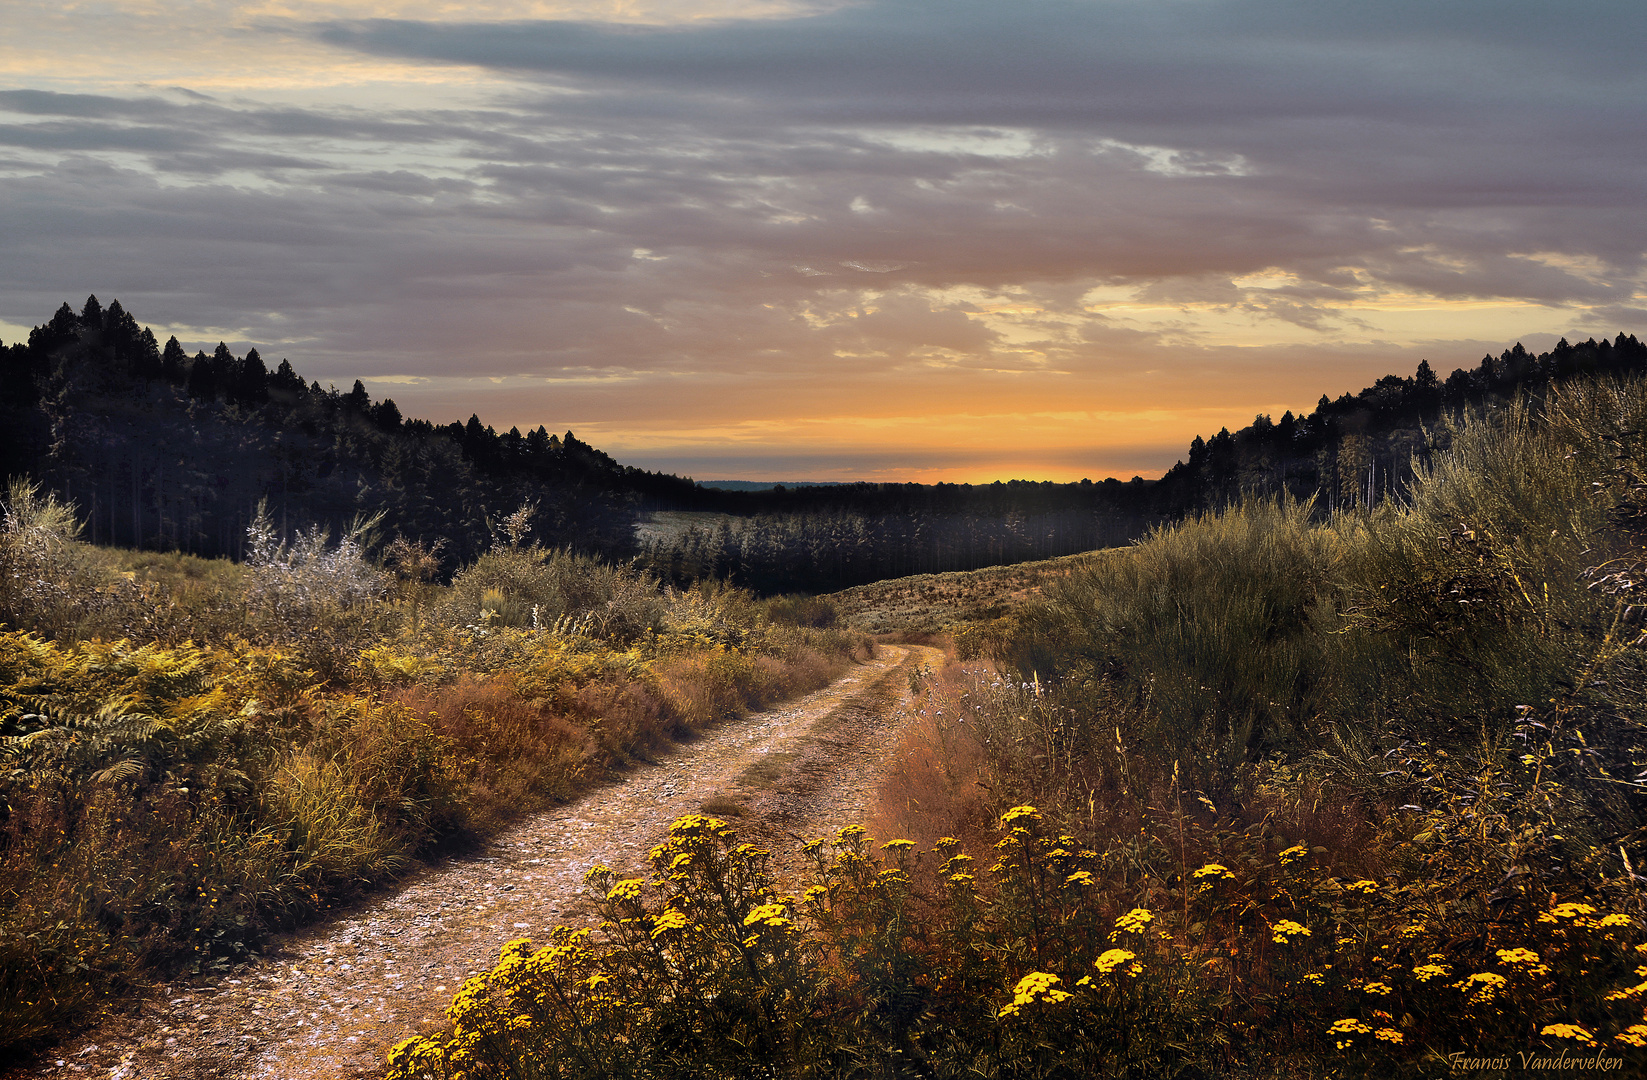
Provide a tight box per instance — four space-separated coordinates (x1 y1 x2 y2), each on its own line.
0 508 869 1055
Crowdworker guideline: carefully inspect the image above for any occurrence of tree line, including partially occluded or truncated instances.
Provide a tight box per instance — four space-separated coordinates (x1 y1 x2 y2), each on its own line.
4 295 1644 593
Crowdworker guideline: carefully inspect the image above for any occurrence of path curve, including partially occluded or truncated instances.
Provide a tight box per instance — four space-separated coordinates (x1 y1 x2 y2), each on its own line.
8 643 940 1080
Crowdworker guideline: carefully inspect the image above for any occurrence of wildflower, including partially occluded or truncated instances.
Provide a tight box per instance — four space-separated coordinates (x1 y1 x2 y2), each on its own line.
1193 862 1235 880
1453 972 1508 1005
998 972 1071 1017
1115 908 1154 935
1616 1024 1647 1048
949 872 976 887
1539 901 1598 923
1328 1018 1372 1049
1375 1028 1404 1044
649 910 690 938
1412 963 1450 982
1598 913 1632 928
1344 879 1379 895
742 902 792 930
999 805 1041 826
1272 919 1311 944
880 838 915 851
1095 948 1137 975
1495 947 1551 977
1301 973 1326 986
1398 924 1425 939
605 878 644 902
1364 982 1392 996
1542 1024 1595 1045
1064 870 1094 887
1604 982 1647 1001
1279 844 1309 864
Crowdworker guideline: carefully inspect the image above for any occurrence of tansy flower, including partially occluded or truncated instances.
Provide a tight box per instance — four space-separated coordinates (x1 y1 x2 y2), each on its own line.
1114 908 1154 934
742 903 792 929
1539 901 1598 923
1615 1024 1647 1048
1065 870 1094 886
605 878 643 902
1364 982 1392 996
1344 879 1379 895
1453 972 1508 1005
649 910 690 938
1542 1024 1595 1045
1279 845 1309 864
1000 805 1041 826
1375 1028 1404 1044
998 972 1071 1017
1412 964 1450 982
1095 948 1137 974
1301 973 1325 986
1272 919 1311 944
1193 863 1236 880
881 839 915 851
1328 1018 1371 1049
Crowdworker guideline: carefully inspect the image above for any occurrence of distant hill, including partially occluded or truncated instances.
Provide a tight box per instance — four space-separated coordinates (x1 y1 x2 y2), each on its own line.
699 480 849 492
0 296 698 565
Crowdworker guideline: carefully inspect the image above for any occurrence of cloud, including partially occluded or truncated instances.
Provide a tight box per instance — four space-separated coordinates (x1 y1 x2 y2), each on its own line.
0 1 1642 480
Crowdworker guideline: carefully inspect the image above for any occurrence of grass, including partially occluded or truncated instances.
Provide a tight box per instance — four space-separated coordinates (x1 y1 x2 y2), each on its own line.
826 550 1114 634
0 508 870 1056
394 376 1647 1077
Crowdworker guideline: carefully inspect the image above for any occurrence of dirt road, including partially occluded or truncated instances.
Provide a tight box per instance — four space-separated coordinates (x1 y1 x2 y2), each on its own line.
9 643 938 1080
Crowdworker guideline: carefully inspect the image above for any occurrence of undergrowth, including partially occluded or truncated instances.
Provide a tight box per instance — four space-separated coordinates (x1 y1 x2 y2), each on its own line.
0 499 866 1054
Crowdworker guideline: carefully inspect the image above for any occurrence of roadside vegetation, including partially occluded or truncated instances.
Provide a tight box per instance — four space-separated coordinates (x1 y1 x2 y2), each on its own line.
0 498 864 1054
392 377 1647 1077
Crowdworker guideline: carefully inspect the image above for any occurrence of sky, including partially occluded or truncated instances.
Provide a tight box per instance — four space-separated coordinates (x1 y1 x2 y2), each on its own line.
1 1 1643 483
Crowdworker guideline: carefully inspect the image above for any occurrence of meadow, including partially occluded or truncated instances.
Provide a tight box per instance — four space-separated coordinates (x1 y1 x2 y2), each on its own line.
386 377 1647 1077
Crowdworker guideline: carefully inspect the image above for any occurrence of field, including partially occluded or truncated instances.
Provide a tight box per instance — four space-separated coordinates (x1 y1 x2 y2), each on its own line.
826 550 1114 634
7 375 1647 1078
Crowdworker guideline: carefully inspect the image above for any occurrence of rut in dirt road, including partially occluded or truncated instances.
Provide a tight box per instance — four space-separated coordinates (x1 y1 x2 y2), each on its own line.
7 643 940 1080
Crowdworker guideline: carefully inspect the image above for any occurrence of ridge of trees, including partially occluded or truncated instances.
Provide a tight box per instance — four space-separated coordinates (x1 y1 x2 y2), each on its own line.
0 296 666 565
3 296 1643 591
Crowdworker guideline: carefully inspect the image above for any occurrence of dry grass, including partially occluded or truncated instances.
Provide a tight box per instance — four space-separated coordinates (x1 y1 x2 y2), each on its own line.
825 550 1114 634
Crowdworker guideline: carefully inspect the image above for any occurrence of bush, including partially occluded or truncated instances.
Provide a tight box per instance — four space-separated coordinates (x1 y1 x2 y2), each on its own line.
385 808 1647 1079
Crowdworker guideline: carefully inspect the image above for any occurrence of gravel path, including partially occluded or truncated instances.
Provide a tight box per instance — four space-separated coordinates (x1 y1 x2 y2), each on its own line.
7 643 938 1080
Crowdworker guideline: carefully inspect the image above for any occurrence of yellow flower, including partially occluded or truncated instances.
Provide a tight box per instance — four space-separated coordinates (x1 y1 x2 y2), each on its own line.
1615 1024 1647 1048
1328 1018 1371 1049
1344 879 1379 895
1095 948 1137 974
881 838 915 851
605 878 644 902
1301 972 1325 986
1375 1028 1404 1043
742 902 792 930
1193 862 1235 880
1364 982 1392 996
1114 908 1154 934
1598 913 1632 928
998 972 1071 1017
1000 805 1041 826
1411 963 1450 982
1603 981 1647 1001
1542 1024 1595 1045
1453 972 1508 1005
1278 844 1309 864
649 910 690 938
1539 901 1598 923
1272 919 1311 944
1064 870 1094 886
